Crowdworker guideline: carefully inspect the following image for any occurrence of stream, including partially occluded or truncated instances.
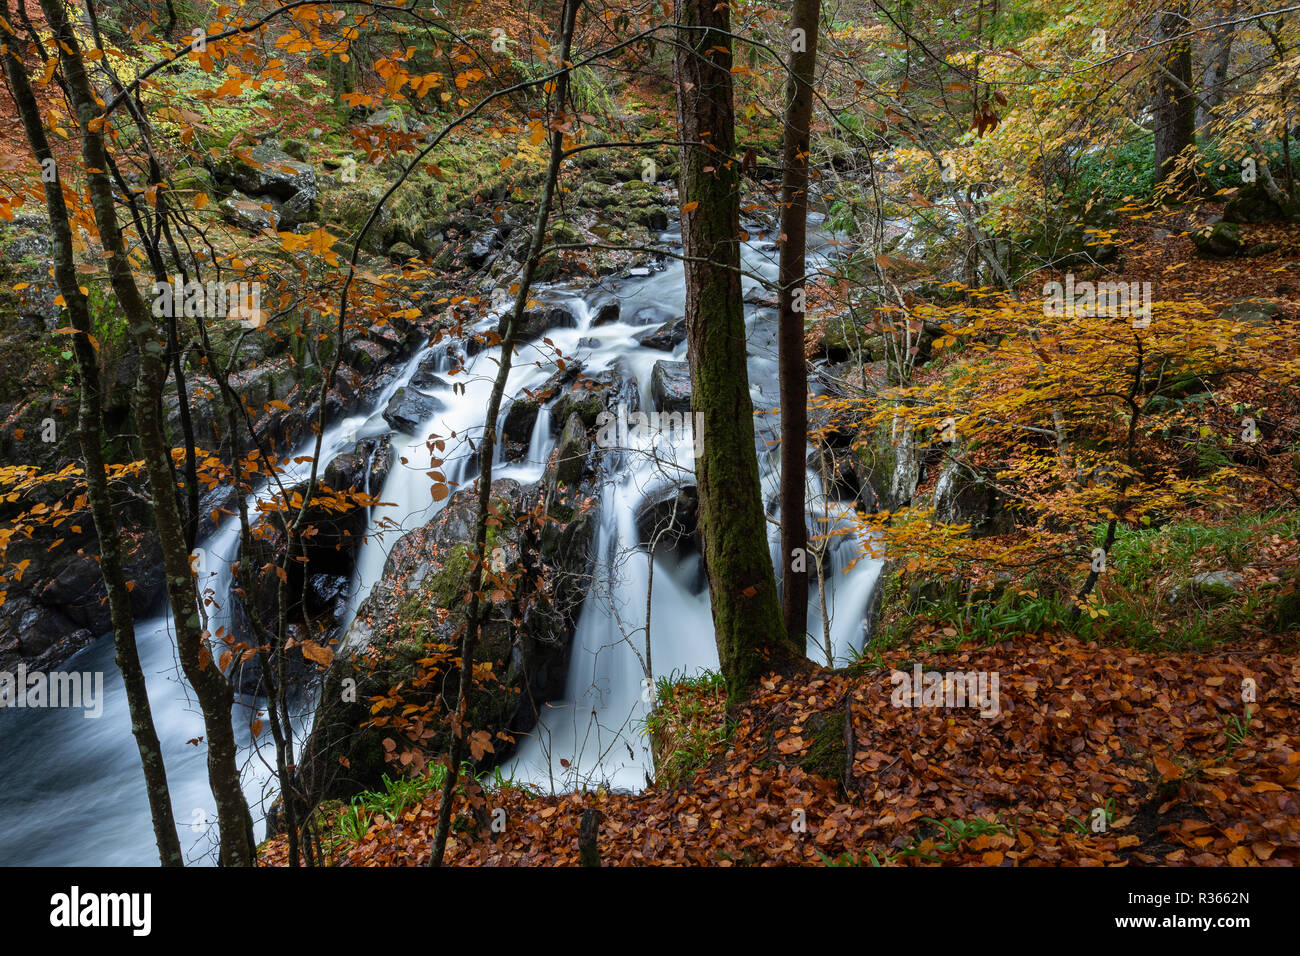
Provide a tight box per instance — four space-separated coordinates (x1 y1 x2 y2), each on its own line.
0 219 882 865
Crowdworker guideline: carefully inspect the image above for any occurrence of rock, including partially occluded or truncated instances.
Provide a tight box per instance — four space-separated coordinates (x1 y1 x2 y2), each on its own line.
505 301 580 343
628 304 675 327
588 294 620 326
635 316 687 351
577 337 601 349
502 395 541 447
387 241 421 261
743 286 778 308
213 144 316 201
635 483 699 550
278 185 318 228
551 413 588 489
230 622 327 697
1194 219 1244 258
1171 571 1244 604
1244 241 1282 257
382 387 444 432
220 191 279 232
408 350 455 391
1223 184 1300 224
197 484 241 540
1219 299 1283 326
300 477 595 799
467 232 497 269
649 360 692 413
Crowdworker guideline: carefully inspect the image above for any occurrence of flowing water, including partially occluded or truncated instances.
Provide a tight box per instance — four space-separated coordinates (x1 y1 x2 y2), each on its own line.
0 221 882 864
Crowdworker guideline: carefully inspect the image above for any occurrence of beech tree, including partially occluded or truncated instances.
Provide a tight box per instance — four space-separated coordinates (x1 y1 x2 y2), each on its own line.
674 0 799 708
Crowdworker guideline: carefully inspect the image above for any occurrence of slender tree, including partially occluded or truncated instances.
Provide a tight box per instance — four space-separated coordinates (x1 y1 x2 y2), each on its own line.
778 0 822 645
1153 3 1196 190
0 0 183 866
675 0 799 709
428 0 583 868
38 0 255 865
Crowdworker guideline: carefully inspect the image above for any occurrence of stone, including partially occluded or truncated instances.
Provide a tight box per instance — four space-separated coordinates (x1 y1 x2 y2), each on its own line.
649 360 691 413
635 316 687 351
382 387 445 432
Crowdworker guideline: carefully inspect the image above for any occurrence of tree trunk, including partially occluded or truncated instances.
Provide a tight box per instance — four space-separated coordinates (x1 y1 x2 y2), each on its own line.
0 5 183 867
778 0 821 645
428 0 582 868
1153 5 1196 191
675 0 798 709
39 0 255 866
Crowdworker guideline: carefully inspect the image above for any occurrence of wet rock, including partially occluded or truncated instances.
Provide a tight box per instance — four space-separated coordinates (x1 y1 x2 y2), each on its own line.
635 483 699 550
588 294 620 326
301 477 593 798
629 304 675 327
382 387 445 432
505 301 580 343
650 360 692 413
635 316 687 351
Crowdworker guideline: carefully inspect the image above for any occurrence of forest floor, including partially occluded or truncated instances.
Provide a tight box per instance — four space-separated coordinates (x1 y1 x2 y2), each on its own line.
260 624 1299 866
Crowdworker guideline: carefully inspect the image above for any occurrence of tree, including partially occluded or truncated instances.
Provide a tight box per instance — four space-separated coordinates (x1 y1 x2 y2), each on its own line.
1153 3 1197 191
778 0 822 644
674 0 799 708
0 0 183 867
36 0 255 866
428 0 584 868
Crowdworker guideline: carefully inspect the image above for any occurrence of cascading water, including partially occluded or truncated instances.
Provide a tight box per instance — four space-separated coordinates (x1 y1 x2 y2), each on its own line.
0 219 883 864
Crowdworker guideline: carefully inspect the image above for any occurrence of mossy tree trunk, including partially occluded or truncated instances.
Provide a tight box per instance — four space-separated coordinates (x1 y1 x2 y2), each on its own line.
674 0 799 710
40 0 255 866
1 0 183 867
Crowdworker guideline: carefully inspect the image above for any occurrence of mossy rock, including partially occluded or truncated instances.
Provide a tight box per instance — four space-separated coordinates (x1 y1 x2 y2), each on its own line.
799 709 848 782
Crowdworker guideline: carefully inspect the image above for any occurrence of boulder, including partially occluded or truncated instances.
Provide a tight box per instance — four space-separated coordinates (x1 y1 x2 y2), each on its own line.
505 301 580 343
1194 219 1244 258
649 360 692 413
635 483 699 550
382 387 444 432
635 316 687 351
213 144 316 201
300 477 594 799
588 293 620 326
220 191 279 232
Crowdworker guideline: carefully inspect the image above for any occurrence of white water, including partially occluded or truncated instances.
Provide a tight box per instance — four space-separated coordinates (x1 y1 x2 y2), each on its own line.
0 221 882 863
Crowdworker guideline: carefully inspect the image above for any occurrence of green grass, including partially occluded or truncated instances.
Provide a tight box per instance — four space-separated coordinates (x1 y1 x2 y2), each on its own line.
878 511 1300 652
643 669 727 789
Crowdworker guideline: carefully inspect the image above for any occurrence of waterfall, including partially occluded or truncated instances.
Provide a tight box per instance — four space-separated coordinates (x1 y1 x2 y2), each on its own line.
0 226 885 863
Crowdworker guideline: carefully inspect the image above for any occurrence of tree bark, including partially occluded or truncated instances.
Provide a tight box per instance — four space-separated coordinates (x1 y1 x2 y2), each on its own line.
778 0 821 645
675 0 798 710
1153 5 1196 191
39 0 255 866
0 4 183 867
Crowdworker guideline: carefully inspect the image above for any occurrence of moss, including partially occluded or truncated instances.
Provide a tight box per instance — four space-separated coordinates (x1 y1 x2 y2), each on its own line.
798 709 848 781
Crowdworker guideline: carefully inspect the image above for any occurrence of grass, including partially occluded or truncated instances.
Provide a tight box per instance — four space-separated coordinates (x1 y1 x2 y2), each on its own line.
323 760 530 852
820 815 1012 866
643 669 727 789
875 510 1300 653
